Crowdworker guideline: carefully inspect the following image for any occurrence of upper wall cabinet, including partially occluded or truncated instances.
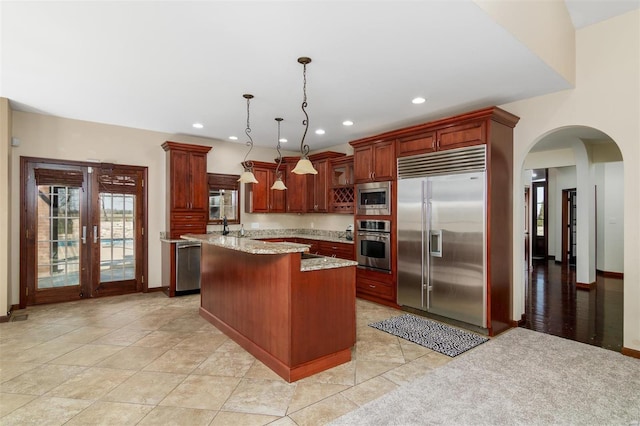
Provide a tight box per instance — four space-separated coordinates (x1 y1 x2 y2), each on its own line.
307 151 345 213
281 152 345 213
330 155 354 214
162 141 211 239
244 161 287 214
351 140 395 183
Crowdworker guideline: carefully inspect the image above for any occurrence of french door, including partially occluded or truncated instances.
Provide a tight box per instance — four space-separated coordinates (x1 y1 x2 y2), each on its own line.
20 158 147 306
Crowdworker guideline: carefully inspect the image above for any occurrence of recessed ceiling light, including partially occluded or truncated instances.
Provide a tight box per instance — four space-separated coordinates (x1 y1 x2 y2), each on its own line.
412 97 426 104
279 138 288 143
315 129 325 135
229 136 238 141
342 120 354 126
192 123 204 129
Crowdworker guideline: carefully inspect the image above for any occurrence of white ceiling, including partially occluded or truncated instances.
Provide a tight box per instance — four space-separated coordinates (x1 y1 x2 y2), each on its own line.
1 1 638 151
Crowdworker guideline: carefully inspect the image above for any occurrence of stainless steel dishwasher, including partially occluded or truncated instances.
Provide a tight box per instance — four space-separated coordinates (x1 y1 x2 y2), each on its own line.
176 241 201 292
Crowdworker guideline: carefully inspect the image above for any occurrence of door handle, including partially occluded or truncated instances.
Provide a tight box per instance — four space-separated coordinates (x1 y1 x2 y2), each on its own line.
82 226 87 244
93 225 98 243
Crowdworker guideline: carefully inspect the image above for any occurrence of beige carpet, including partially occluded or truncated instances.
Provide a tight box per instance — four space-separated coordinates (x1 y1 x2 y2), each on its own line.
331 327 640 425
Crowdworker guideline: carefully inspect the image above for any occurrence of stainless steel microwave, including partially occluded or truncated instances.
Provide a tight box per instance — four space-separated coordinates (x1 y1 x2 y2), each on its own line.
356 181 392 215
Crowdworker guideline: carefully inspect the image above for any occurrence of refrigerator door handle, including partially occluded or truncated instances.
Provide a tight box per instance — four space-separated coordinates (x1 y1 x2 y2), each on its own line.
423 180 430 310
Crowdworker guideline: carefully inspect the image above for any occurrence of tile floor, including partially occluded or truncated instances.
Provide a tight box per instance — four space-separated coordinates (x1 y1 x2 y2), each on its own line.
0 292 452 425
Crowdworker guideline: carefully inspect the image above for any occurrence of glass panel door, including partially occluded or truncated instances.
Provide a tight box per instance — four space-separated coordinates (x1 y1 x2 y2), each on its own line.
99 192 136 282
36 185 82 290
22 158 146 306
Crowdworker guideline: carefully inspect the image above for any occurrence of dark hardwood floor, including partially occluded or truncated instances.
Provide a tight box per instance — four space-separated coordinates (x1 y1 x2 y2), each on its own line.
522 259 623 352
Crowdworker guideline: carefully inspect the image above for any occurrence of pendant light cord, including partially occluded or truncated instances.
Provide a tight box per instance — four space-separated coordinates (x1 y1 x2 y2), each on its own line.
243 95 254 170
275 118 283 180
299 59 310 158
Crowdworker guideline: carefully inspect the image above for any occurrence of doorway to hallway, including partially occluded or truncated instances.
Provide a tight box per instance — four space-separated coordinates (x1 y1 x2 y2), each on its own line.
522 260 623 352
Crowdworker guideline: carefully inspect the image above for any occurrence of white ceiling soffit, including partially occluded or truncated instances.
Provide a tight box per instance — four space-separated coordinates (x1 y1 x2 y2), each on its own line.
1 1 574 150
564 0 640 29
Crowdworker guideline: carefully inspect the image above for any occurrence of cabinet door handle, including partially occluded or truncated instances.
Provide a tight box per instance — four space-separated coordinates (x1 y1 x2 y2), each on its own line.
82 226 87 244
93 225 98 243
369 284 376 288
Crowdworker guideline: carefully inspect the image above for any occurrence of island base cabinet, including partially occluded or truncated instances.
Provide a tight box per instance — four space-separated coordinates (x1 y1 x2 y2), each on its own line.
199 243 356 382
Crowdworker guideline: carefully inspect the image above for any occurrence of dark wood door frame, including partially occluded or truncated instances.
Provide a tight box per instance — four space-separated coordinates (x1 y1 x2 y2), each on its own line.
531 180 548 260
20 156 148 308
561 188 577 265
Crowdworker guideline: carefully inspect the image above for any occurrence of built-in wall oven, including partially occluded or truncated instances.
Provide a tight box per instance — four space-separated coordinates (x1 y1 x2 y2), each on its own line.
356 181 392 215
357 219 391 273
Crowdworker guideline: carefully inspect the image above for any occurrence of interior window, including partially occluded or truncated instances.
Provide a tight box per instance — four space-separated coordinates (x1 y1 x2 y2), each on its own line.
208 173 240 224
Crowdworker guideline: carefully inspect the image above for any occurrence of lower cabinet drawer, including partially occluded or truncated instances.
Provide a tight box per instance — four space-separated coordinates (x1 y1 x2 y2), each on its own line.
318 241 355 260
356 277 393 298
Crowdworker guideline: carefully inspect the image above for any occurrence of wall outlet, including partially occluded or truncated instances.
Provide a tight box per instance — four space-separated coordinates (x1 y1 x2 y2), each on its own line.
251 222 260 229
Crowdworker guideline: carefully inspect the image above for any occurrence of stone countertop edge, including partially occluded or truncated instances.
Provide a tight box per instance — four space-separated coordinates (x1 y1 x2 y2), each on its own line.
181 234 358 271
181 234 309 255
253 233 354 244
300 257 358 272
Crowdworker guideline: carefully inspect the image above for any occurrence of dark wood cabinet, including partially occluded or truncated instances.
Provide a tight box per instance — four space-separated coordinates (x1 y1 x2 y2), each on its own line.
317 240 354 260
283 152 345 213
246 166 270 213
355 267 395 306
308 158 330 212
352 140 395 183
329 156 354 214
396 116 487 158
245 161 287 213
307 152 345 213
397 132 436 157
296 238 320 254
437 120 485 150
162 141 211 297
284 160 307 213
269 169 287 213
162 141 211 239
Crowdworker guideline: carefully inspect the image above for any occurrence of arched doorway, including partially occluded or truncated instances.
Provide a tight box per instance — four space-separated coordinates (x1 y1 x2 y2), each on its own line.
519 126 624 352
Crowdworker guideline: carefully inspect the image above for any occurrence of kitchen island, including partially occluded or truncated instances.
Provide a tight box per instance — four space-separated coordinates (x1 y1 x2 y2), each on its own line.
182 234 358 382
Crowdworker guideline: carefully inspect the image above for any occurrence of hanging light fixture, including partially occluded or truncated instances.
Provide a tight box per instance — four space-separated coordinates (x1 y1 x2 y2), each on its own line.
238 93 259 184
271 117 287 190
291 57 318 175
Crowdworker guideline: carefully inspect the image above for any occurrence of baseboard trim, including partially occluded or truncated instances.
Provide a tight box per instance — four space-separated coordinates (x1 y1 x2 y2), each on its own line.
510 313 526 327
0 304 20 323
146 287 165 293
622 347 640 359
576 281 595 290
596 269 624 279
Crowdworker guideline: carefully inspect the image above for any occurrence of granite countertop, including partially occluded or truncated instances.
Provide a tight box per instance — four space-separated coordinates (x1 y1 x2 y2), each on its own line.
300 256 358 272
253 233 354 244
182 234 308 254
162 229 354 245
181 234 357 271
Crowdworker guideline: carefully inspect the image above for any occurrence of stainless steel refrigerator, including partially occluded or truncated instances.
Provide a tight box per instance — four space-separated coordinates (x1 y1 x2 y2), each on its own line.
397 146 487 328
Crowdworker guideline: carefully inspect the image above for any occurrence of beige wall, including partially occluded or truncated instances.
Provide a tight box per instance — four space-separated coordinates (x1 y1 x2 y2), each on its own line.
474 0 575 85
8 112 353 302
1 98 11 315
502 9 640 351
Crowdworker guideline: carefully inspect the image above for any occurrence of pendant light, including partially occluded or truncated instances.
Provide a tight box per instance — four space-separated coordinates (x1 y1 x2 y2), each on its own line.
291 57 318 175
271 117 287 190
238 94 259 184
